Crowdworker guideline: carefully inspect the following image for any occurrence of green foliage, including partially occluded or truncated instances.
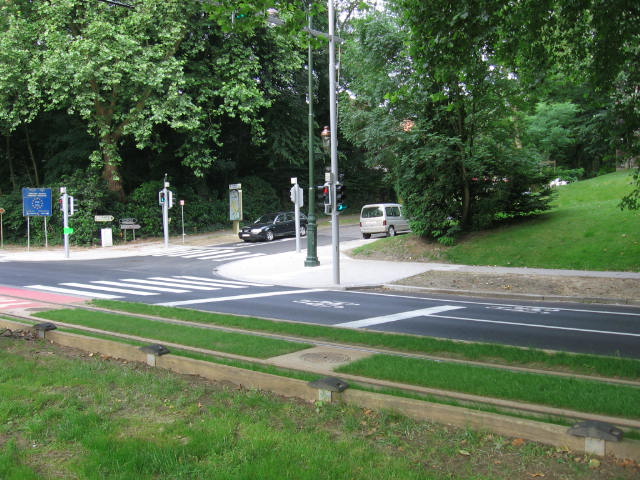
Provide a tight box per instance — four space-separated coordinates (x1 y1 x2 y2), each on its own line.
239 175 282 222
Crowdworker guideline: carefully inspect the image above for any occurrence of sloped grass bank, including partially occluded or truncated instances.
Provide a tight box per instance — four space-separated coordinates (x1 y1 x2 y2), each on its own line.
352 171 640 271
447 171 640 270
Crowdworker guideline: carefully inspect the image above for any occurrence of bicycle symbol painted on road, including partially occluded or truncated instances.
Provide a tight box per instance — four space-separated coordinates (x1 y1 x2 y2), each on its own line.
293 299 360 309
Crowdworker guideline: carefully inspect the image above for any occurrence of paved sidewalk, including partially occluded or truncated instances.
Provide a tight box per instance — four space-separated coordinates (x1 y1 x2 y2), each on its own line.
2 233 639 294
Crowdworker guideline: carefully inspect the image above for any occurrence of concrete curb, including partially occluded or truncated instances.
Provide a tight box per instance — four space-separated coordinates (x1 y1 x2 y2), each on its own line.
3 317 639 461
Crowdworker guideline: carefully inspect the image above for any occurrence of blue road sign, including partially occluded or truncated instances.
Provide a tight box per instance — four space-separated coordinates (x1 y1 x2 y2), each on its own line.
22 188 53 217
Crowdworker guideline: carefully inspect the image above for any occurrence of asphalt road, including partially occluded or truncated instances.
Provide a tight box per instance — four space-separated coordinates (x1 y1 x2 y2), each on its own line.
1 228 639 358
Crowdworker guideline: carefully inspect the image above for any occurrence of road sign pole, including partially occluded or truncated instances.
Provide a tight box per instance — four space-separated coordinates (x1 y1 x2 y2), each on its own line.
0 209 4 249
180 200 185 244
162 176 170 249
61 187 70 258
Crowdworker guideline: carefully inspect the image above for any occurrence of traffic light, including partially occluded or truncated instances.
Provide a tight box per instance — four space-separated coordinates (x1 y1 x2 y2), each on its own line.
159 190 166 206
168 190 174 209
335 178 347 212
322 183 331 205
69 196 78 216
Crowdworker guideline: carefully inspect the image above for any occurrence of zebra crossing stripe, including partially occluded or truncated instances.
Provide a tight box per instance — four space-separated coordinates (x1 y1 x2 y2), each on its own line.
175 276 271 287
91 281 191 293
26 285 121 299
120 278 221 291
177 249 233 258
60 282 159 296
147 276 243 288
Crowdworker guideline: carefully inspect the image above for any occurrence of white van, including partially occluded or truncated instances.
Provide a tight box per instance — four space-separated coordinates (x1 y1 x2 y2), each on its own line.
359 203 410 239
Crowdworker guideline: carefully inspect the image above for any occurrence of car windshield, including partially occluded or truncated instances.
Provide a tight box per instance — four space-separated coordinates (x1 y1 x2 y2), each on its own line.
254 213 277 224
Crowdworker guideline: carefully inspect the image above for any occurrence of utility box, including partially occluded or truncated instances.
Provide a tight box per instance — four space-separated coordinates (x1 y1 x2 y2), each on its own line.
101 228 113 247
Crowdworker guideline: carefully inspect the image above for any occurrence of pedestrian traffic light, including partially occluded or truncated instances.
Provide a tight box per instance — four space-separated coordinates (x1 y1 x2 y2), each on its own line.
159 190 166 206
335 180 346 212
322 183 331 206
168 190 174 209
69 196 78 216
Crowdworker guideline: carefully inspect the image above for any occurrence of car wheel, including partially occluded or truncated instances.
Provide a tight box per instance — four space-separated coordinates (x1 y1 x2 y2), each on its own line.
362 233 371 239
265 230 275 241
299 225 307 237
387 226 396 237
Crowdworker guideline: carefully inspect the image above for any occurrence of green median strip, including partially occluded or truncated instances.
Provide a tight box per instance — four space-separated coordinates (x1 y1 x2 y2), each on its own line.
31 308 640 420
335 355 640 419
89 300 640 380
35 309 311 359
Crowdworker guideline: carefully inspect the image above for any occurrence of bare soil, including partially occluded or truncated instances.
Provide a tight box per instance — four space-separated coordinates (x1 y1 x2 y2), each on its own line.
349 236 640 302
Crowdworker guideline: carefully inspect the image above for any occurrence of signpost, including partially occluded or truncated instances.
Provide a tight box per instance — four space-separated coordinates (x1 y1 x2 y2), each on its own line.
180 199 185 244
290 178 304 253
119 218 141 242
229 183 242 235
22 188 53 250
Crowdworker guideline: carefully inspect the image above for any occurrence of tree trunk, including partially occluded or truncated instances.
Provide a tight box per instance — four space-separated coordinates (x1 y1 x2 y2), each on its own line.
100 136 125 201
5 134 17 191
25 127 40 186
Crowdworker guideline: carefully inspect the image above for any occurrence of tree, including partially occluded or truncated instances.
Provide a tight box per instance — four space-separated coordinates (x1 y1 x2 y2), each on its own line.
523 102 580 171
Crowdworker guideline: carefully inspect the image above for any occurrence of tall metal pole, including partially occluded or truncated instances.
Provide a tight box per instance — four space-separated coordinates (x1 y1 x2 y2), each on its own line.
305 5 320 267
328 0 340 285
162 175 170 249
61 187 70 258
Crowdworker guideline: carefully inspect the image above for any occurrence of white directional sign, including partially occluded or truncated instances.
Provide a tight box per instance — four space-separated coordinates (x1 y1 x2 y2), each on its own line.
94 215 115 222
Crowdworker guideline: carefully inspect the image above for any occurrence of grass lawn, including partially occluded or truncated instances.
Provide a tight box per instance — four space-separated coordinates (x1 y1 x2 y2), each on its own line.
3 338 639 479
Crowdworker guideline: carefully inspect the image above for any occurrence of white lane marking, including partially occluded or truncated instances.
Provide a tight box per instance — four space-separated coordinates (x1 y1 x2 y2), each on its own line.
176 276 271 287
91 281 190 293
120 279 221 291
0 301 32 307
25 285 121 299
157 289 325 307
60 283 158 296
335 305 465 329
352 290 640 317
434 313 640 338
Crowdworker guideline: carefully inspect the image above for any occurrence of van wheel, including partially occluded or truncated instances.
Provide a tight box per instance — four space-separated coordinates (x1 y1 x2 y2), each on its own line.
299 225 307 237
387 226 396 237
362 233 371 239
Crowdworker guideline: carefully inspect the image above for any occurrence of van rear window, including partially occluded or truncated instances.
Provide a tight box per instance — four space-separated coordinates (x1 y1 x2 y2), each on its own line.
361 207 383 218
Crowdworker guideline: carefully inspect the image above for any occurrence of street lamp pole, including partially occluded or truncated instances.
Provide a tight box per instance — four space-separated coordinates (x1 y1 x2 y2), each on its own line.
304 6 320 267
328 0 340 285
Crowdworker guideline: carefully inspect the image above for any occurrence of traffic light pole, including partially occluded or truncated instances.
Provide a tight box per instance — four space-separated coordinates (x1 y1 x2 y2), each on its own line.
328 0 340 285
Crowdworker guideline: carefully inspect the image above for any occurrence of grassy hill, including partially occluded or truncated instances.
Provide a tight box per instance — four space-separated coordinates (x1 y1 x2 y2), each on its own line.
356 171 640 272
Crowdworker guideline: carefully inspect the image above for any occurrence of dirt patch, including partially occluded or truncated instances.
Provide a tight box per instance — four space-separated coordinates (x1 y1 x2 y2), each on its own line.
349 235 639 302
394 270 640 301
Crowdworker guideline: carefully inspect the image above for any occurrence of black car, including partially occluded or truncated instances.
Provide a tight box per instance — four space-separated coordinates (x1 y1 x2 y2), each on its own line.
238 211 308 242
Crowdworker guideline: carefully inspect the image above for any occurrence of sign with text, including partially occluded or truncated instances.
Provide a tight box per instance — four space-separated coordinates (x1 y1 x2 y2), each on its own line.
22 188 52 217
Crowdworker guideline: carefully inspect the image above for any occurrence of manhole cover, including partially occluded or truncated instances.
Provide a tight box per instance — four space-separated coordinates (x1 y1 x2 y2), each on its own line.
301 352 351 364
